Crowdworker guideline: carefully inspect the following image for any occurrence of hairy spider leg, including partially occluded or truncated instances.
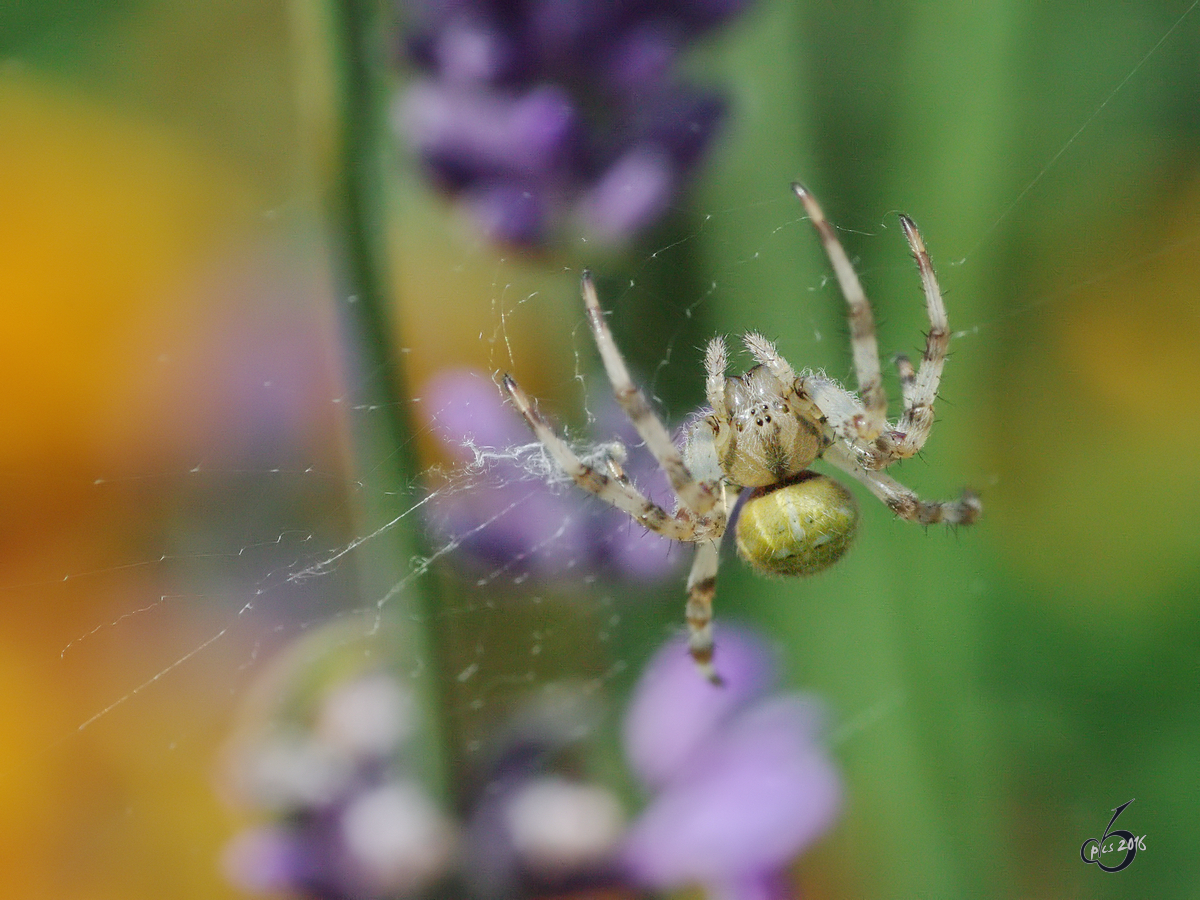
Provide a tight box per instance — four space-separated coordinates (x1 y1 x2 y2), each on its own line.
684 540 723 685
863 214 951 468
502 375 697 541
792 183 888 439
580 271 721 520
823 442 981 525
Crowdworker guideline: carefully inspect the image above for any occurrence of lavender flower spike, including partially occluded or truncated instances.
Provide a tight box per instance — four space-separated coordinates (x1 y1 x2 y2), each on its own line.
622 628 842 898
220 664 458 899
398 0 755 246
421 368 683 583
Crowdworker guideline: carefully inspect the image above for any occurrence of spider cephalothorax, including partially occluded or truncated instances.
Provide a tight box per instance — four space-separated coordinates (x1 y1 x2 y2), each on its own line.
705 358 827 488
504 183 980 684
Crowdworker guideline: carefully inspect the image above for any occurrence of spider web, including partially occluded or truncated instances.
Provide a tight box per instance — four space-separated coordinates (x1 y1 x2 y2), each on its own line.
8 2 1200 898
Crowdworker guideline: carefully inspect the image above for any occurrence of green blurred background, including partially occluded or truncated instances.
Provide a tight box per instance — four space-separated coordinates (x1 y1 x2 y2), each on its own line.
3 1 1199 898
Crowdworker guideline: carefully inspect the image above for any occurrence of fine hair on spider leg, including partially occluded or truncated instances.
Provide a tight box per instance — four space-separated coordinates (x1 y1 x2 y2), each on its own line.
503 184 981 685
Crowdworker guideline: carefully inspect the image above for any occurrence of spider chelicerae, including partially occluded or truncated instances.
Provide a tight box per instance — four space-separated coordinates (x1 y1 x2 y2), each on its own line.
503 183 980 684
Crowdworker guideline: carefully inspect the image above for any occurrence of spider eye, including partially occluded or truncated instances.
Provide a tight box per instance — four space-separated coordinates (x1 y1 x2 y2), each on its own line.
735 473 859 577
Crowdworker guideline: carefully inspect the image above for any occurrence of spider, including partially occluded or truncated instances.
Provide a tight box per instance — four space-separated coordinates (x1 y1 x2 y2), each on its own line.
503 183 980 684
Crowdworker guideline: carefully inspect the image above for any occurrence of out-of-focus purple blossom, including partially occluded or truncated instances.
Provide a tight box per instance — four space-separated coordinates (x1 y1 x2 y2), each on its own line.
464 771 628 898
457 686 629 898
459 630 840 899
420 368 684 584
221 624 839 900
504 776 625 875
623 627 777 788
577 147 676 243
223 826 323 894
399 82 578 186
620 628 842 899
221 670 458 899
397 0 755 246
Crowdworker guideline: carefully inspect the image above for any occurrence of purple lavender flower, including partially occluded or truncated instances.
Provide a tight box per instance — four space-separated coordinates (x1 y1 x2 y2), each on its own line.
397 0 754 246
457 629 840 899
621 627 842 899
464 772 628 897
221 624 838 900
221 670 458 899
420 368 683 583
450 685 631 898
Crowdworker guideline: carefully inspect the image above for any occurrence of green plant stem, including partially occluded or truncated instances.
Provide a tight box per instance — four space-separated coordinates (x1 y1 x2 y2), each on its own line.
323 0 457 803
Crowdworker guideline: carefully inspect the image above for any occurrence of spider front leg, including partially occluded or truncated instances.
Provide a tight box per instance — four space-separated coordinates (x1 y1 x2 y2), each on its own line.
863 214 951 469
502 375 697 541
581 271 721 520
792 183 888 440
507 373 730 684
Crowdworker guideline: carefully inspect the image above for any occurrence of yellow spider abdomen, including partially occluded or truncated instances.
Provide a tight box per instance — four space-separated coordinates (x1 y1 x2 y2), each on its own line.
735 473 859 577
